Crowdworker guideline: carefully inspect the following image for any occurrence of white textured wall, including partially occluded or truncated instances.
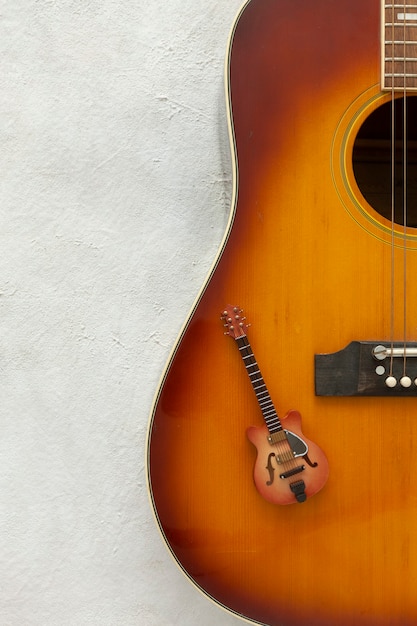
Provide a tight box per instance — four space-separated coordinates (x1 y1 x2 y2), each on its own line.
0 1 244 624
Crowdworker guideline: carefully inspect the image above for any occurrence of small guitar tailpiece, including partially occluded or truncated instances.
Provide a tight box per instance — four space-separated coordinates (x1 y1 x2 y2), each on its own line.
290 480 307 503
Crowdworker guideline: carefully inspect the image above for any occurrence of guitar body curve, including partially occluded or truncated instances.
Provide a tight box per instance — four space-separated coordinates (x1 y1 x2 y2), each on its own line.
246 411 329 505
147 0 417 624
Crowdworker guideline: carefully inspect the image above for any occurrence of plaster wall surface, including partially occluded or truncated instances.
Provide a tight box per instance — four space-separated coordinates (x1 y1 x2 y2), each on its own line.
0 1 245 624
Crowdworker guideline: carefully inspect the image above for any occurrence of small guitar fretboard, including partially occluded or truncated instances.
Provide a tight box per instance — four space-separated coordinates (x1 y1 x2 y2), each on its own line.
383 1 417 90
236 336 283 434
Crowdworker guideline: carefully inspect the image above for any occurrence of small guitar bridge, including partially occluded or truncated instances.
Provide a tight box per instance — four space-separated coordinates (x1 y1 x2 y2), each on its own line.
315 341 417 396
280 465 305 480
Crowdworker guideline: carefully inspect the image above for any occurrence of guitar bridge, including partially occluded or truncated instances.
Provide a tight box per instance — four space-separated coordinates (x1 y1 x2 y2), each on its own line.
280 465 305 479
315 341 417 396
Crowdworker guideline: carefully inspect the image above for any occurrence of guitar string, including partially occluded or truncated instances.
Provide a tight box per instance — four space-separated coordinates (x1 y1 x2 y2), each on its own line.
389 0 396 378
402 0 408 380
389 1 409 380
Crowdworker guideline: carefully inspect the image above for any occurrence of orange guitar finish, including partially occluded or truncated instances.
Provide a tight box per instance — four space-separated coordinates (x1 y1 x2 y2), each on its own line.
147 1 417 624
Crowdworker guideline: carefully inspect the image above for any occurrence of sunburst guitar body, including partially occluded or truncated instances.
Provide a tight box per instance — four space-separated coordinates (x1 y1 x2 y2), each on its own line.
147 1 417 624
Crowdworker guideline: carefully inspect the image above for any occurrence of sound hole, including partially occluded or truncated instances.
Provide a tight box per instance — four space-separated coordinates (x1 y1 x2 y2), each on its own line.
352 96 417 227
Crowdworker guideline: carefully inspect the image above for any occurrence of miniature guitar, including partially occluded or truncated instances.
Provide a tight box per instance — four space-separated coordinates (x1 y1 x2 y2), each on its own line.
221 304 328 504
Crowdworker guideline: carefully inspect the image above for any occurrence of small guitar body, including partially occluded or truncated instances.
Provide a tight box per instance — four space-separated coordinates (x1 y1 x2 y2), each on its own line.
147 1 417 624
247 413 329 505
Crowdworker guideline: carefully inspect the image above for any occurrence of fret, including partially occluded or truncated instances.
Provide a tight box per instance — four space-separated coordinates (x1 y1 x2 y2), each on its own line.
261 403 275 411
259 399 273 407
249 371 263 381
259 401 275 411
267 424 281 433
262 411 276 419
385 3 417 7
250 376 263 383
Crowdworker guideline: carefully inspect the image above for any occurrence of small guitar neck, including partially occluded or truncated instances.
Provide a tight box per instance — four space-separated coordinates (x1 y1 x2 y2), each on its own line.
222 305 285 440
382 0 417 90
235 335 283 436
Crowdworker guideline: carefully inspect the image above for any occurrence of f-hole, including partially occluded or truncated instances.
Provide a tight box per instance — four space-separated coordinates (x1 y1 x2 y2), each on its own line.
352 95 417 227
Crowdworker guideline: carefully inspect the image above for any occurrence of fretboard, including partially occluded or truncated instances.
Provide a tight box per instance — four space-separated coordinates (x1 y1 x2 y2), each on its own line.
236 335 283 434
383 1 417 90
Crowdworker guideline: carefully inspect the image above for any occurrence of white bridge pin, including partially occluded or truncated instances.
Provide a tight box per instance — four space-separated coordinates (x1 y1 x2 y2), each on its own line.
400 376 412 388
385 376 397 388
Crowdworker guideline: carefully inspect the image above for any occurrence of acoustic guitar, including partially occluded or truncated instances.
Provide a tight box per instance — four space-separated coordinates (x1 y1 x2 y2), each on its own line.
147 1 417 624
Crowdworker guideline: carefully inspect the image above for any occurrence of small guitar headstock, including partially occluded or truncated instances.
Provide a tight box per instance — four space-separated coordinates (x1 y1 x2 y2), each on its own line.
221 305 249 339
